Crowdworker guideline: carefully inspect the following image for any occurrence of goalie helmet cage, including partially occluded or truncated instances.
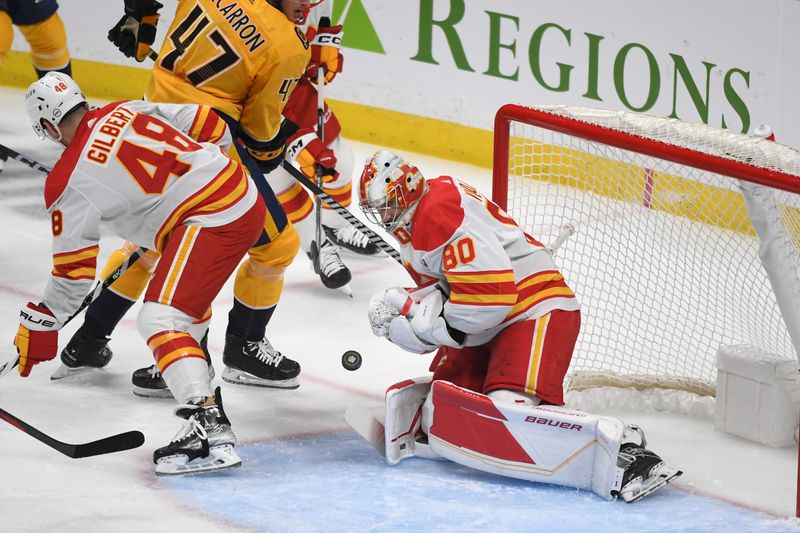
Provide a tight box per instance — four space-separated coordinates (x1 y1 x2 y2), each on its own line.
492 103 800 516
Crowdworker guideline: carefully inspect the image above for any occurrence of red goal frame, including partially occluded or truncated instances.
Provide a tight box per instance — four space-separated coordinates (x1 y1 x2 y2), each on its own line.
492 103 800 517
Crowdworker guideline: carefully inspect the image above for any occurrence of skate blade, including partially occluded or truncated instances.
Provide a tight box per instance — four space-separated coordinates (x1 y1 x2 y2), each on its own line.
155 445 241 476
621 466 683 503
221 367 300 389
50 363 103 381
133 386 174 399
339 283 353 298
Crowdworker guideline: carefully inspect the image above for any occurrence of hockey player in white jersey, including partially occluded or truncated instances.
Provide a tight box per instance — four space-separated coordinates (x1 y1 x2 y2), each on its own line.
358 150 682 502
13 72 269 475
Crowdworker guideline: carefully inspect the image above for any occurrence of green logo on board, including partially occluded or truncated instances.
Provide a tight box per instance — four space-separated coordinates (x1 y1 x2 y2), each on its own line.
332 0 385 54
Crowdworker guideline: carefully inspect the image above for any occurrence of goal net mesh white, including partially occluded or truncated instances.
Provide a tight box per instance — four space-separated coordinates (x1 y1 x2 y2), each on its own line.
497 105 800 400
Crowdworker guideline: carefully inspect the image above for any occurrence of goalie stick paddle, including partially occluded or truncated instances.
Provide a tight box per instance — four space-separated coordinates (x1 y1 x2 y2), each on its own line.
281 160 403 264
0 248 145 377
0 407 144 458
344 402 386 456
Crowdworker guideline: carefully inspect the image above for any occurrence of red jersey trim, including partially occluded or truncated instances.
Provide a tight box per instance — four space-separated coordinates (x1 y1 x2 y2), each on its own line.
410 177 464 252
44 101 130 209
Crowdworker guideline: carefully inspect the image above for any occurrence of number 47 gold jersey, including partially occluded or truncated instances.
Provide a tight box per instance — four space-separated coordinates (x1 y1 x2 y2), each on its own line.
146 0 310 149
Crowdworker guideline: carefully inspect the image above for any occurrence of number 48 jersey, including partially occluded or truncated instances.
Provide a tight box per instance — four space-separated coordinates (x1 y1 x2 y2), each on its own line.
41 99 258 324
399 177 581 346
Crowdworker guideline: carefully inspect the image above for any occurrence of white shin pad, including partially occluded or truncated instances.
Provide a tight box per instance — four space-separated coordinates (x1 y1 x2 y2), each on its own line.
421 380 626 499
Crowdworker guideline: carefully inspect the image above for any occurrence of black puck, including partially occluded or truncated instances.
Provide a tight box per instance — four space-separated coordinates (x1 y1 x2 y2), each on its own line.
341 350 362 371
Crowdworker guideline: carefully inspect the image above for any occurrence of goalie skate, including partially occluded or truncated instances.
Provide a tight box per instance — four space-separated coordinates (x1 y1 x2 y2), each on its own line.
154 387 241 476
612 426 682 503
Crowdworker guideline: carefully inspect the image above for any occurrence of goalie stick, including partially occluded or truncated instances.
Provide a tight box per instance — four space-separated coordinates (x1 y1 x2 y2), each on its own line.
344 402 386 456
0 406 144 458
0 247 145 377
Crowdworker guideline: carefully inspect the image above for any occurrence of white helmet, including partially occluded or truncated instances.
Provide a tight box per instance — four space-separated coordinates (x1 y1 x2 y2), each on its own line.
358 150 426 230
25 72 87 142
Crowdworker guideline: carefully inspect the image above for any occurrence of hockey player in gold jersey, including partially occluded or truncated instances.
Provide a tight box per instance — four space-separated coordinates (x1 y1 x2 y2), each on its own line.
0 0 72 79
53 0 314 396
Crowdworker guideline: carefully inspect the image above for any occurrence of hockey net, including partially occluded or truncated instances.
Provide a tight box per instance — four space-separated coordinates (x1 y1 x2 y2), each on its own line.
493 104 800 415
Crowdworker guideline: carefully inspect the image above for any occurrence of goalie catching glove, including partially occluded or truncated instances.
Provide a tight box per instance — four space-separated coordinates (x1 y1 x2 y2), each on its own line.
305 18 343 85
368 288 466 354
286 128 337 181
108 0 163 62
14 302 60 377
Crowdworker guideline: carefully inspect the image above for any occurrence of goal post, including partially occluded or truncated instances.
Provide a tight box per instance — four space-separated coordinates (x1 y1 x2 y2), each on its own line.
492 104 800 406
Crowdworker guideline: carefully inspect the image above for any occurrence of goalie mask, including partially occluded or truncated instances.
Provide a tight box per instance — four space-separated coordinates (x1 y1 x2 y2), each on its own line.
359 150 426 231
25 72 87 142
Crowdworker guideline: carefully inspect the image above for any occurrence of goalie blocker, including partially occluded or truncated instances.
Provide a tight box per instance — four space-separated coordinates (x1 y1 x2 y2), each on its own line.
374 378 681 503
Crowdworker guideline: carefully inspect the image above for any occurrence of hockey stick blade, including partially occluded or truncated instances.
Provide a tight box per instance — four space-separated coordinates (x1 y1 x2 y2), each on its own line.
344 402 386 457
0 407 144 458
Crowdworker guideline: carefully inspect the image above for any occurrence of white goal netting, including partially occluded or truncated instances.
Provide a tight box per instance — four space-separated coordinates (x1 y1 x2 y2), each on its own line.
494 105 800 407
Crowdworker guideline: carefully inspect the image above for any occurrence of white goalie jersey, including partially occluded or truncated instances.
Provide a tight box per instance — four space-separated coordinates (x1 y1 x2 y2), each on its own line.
41 100 258 324
399 176 580 346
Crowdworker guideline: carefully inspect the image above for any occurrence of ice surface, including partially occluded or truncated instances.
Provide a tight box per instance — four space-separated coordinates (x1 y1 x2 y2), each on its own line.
0 87 796 532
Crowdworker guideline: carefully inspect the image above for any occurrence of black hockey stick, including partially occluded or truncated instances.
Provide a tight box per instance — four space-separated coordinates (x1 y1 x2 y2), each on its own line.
281 160 402 264
0 247 145 377
312 67 326 275
0 143 53 174
0 406 144 458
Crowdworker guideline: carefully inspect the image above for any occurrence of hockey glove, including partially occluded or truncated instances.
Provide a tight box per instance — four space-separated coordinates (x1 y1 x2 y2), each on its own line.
286 128 338 181
108 0 163 62
387 316 437 354
14 302 60 377
409 291 466 349
368 290 404 337
305 20 343 85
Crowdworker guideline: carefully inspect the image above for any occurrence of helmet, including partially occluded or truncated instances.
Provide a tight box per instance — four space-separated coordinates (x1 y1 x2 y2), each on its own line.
359 150 426 230
25 72 86 142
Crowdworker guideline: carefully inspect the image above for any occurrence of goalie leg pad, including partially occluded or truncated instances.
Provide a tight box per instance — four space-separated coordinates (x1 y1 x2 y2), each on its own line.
421 380 626 499
384 376 444 464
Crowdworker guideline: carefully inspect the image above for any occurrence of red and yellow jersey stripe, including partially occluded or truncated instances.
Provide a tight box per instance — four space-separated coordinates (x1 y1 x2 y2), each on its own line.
446 269 518 307
505 271 575 322
51 244 99 281
154 160 249 252
276 182 314 224
187 105 229 145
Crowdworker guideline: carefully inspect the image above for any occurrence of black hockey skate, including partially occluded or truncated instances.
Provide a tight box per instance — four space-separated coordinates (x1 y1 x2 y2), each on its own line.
323 224 380 255
611 425 682 503
308 239 352 290
50 323 113 380
222 334 300 389
132 333 214 399
154 387 241 476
